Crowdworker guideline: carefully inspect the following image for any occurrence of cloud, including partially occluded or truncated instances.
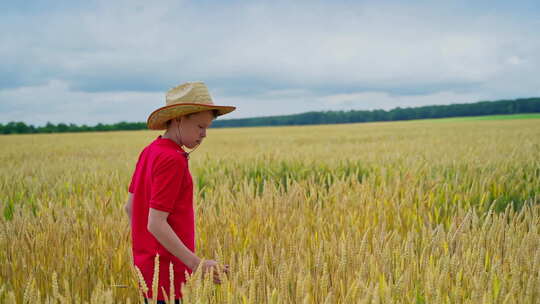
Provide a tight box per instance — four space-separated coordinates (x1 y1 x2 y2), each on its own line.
0 80 162 125
1 0 539 124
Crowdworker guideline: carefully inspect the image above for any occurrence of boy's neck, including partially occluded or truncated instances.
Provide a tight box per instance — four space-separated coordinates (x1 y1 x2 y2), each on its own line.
162 130 181 146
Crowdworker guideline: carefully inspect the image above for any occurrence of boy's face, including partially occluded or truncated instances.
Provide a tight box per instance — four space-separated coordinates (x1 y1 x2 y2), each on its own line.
175 110 214 149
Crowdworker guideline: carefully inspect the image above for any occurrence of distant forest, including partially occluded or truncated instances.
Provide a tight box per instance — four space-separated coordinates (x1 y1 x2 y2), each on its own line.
1 97 539 134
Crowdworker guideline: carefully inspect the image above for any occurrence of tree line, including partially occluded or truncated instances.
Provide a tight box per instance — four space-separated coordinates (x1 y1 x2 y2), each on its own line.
0 121 146 134
1 97 539 134
212 97 540 128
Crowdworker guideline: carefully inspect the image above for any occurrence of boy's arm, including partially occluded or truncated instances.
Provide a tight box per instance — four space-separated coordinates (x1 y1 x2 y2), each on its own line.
124 192 134 226
147 208 201 270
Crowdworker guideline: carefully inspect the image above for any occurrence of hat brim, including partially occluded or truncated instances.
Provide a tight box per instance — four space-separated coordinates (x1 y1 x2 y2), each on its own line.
147 103 236 130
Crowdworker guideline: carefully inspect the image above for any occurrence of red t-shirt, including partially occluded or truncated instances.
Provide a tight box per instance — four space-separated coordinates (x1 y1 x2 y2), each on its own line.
128 135 195 300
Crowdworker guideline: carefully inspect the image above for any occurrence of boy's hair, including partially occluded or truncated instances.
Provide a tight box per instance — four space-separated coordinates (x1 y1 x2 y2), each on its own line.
165 110 219 128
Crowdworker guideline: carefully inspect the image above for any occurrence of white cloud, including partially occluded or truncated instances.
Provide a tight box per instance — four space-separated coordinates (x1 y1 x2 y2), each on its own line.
0 80 162 125
320 91 489 110
0 1 539 124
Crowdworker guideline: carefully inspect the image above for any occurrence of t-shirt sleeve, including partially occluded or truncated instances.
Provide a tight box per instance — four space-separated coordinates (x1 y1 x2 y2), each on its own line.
128 164 139 193
149 155 184 213
128 150 144 193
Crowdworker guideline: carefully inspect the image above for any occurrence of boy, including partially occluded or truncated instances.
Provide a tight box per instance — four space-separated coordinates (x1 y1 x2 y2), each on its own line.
125 81 235 303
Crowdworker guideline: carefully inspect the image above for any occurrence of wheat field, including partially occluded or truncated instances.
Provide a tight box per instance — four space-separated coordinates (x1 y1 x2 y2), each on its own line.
0 119 539 303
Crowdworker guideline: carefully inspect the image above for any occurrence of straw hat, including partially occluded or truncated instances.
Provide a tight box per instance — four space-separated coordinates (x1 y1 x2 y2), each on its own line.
147 81 236 130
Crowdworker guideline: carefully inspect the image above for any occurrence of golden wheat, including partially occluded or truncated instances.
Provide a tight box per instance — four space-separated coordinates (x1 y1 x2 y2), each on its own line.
0 119 539 303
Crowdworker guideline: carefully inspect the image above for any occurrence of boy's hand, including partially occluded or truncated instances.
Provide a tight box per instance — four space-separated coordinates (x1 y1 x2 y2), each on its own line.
193 260 230 284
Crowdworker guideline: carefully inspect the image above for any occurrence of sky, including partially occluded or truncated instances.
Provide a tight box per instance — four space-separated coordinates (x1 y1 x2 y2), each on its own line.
1 0 539 125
